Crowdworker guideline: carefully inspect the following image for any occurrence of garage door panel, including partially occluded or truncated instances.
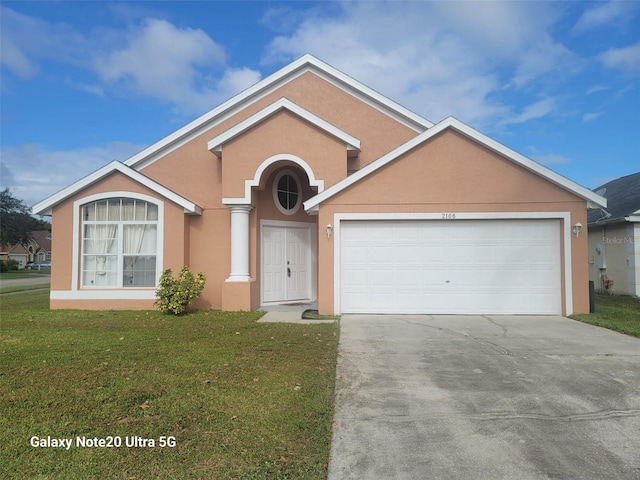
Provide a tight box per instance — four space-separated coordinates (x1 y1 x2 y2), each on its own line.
340 220 561 315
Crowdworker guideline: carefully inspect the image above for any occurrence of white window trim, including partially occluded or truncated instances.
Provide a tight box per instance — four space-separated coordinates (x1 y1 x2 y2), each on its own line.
67 192 164 299
332 212 573 316
272 169 302 215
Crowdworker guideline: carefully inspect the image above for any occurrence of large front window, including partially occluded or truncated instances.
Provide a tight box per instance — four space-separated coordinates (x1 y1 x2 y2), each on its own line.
82 198 158 288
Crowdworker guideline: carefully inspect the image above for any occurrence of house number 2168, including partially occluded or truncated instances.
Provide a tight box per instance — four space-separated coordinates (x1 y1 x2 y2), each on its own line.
441 213 456 219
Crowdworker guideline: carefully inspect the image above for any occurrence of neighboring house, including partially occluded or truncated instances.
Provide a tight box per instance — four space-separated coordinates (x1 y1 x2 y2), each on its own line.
587 172 640 297
31 230 53 263
0 243 29 268
33 55 606 315
0 230 52 268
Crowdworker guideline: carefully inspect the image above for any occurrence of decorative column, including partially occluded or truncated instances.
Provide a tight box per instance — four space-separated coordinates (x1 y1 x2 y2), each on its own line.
227 204 253 282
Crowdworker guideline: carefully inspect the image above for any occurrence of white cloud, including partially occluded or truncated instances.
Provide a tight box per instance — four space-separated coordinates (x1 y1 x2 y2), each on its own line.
262 2 573 130
0 36 36 78
582 112 603 123
94 18 260 115
573 1 639 33
0 6 87 75
599 42 640 73
0 142 146 208
498 98 558 127
526 146 571 166
586 85 609 95
1 7 262 115
215 67 263 101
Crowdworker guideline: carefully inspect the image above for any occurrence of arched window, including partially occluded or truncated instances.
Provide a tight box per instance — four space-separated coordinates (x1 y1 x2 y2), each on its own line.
81 198 159 288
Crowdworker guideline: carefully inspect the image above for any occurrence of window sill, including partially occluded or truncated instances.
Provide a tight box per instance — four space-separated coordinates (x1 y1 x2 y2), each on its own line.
51 290 157 300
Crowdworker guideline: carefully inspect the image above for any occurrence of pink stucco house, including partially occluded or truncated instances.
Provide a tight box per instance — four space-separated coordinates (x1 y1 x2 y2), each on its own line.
33 55 606 315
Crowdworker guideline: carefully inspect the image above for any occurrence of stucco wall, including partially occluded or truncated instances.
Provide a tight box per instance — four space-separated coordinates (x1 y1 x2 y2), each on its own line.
220 111 347 199
316 130 589 315
139 71 418 210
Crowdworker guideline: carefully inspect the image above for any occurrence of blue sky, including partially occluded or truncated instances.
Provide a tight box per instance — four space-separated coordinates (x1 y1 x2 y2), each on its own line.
1 1 639 209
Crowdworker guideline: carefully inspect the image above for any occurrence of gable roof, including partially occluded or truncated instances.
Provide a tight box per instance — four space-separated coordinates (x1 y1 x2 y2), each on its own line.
31 230 52 251
124 54 432 171
588 172 640 225
304 116 608 212
32 161 202 216
208 98 361 157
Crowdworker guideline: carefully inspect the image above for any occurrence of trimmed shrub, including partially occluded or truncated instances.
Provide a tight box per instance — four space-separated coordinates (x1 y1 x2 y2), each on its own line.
1 259 20 272
154 266 206 315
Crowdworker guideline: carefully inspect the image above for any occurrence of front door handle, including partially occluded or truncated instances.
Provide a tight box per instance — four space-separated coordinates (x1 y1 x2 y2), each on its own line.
287 267 291 277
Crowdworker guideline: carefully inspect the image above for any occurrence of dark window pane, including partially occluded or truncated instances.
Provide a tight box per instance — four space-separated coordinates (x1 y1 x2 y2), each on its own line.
278 191 288 208
289 177 298 194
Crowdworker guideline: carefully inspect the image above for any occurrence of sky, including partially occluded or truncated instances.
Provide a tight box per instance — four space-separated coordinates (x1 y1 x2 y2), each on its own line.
1 1 639 210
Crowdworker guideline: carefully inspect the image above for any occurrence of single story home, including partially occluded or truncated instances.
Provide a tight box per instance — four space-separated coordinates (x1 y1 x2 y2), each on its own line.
33 54 606 315
0 243 29 269
587 172 640 296
1 230 52 268
31 230 53 263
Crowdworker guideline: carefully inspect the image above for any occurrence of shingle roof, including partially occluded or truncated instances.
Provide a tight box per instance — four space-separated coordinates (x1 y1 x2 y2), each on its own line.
588 172 640 225
31 230 52 251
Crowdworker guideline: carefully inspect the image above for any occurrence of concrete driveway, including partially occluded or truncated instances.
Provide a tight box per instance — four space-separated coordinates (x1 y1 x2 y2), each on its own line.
328 315 640 480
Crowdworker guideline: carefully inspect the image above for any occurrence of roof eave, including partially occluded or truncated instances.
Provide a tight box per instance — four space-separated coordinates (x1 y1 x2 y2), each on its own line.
207 97 361 158
32 161 202 216
304 116 608 212
125 54 429 171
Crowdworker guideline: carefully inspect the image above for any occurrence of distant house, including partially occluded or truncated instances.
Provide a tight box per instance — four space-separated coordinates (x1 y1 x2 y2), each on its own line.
0 230 52 268
0 243 30 268
587 172 640 296
31 230 53 263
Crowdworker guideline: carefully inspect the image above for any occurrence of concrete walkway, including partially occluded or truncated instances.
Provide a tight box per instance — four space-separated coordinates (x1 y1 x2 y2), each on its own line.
328 315 640 480
257 301 336 324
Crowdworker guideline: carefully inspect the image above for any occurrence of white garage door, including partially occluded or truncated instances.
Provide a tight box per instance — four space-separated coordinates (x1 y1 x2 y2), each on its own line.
340 220 561 314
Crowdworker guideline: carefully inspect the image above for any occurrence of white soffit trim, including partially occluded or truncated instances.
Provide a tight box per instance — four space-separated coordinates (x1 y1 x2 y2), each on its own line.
32 160 202 216
208 98 361 156
124 54 432 170
304 116 608 212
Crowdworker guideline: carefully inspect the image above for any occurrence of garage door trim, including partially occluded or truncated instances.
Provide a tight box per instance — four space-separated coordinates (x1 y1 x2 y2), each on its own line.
333 212 573 315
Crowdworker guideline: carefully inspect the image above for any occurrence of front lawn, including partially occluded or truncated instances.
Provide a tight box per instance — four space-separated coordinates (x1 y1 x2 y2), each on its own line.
0 269 51 280
571 294 640 338
0 284 51 294
0 290 339 479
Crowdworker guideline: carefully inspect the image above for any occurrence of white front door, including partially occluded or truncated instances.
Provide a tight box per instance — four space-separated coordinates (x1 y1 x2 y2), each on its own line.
262 224 311 303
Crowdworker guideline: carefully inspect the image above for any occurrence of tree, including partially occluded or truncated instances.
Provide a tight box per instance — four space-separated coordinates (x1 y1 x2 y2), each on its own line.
0 188 49 246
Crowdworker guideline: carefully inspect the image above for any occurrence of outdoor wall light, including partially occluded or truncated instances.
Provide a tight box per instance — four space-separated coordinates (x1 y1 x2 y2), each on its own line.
573 222 583 237
326 224 333 238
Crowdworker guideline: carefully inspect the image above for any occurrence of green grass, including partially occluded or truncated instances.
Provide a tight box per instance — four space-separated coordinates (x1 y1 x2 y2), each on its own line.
0 284 50 294
571 294 640 338
0 291 339 479
0 269 51 279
